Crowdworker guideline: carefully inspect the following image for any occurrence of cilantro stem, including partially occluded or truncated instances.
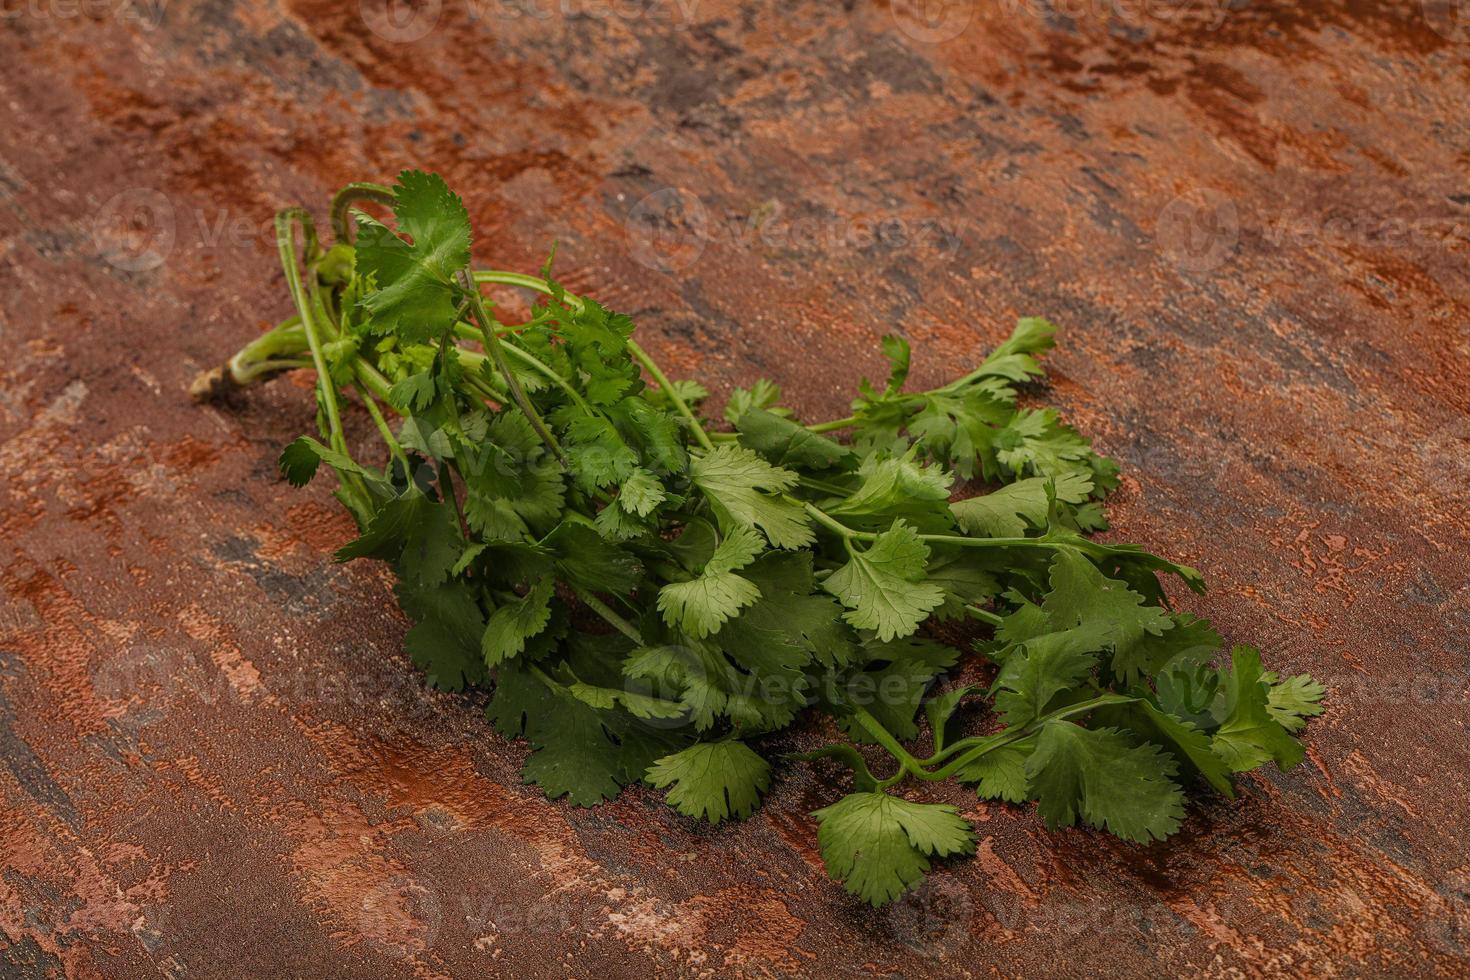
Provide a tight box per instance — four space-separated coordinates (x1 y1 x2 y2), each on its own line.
571 586 644 645
329 181 396 242
356 383 405 464
850 708 926 789
964 604 1005 627
225 316 307 384
457 271 565 464
918 694 1136 779
471 269 710 449
499 343 593 414
473 270 577 304
627 339 715 452
800 499 1090 559
806 416 857 433
275 209 347 451
802 502 859 540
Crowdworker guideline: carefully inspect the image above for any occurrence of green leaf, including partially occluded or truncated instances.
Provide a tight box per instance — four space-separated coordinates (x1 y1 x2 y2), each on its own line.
950 476 1091 538
1267 673 1327 732
354 170 471 343
542 521 642 595
1094 699 1235 797
878 334 911 394
1041 550 1174 675
823 522 945 642
563 679 685 722
724 378 786 424
564 414 639 491
836 637 960 743
336 489 461 588
387 369 438 413
924 685 979 753
735 552 857 668
395 577 486 692
690 444 812 549
812 793 976 907
279 436 379 488
1212 646 1306 772
490 663 661 806
645 741 772 823
1110 614 1221 686
618 468 667 517
1025 721 1185 842
826 452 953 530
953 736 1035 803
657 527 765 638
990 628 1099 726
482 579 556 666
737 407 853 470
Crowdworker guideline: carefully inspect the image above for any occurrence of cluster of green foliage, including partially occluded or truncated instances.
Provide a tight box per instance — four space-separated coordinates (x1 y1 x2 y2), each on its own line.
211 172 1325 906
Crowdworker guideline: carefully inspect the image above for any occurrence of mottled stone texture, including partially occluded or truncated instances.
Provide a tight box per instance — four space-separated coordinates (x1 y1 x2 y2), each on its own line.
0 0 1467 976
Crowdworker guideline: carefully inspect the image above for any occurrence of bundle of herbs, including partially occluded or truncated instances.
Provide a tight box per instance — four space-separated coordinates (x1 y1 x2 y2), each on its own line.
198 171 1325 906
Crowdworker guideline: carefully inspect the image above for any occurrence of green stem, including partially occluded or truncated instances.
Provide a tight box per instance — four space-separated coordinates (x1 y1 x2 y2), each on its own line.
627 339 714 452
498 343 594 415
456 270 564 462
807 416 857 433
275 209 345 454
850 708 925 791
801 499 1085 558
964 604 1005 627
330 181 396 242
474 269 578 306
356 384 405 464
803 502 858 540
920 694 1136 779
572 586 644 645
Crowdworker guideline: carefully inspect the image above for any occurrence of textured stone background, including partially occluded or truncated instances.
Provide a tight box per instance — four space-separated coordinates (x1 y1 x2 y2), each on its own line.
2 0 1469 976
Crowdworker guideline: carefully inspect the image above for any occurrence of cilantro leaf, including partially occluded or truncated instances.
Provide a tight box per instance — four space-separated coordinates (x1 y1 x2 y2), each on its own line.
354 170 471 343
950 474 1089 538
542 521 642 596
736 407 853 470
646 740 772 823
1041 550 1174 678
823 521 945 641
1266 673 1327 732
482 579 556 666
813 793 976 906
1212 646 1306 772
657 527 765 638
953 736 1036 803
617 467 666 517
724 378 786 424
395 577 486 691
279 436 381 488
690 445 812 549
1025 721 1185 842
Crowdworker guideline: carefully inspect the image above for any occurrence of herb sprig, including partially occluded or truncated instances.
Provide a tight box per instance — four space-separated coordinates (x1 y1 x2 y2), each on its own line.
199 172 1325 906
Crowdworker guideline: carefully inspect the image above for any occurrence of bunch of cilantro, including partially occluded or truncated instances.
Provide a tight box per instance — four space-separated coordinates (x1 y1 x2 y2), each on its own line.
203 171 1326 907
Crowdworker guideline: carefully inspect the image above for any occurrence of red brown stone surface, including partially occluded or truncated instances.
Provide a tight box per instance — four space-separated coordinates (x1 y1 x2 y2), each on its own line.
2 1 1469 976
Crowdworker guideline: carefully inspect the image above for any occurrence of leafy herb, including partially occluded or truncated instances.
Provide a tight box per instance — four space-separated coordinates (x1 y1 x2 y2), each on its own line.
201 172 1327 907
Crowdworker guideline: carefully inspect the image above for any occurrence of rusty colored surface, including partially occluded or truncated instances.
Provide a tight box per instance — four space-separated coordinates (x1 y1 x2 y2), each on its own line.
2 0 1469 976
